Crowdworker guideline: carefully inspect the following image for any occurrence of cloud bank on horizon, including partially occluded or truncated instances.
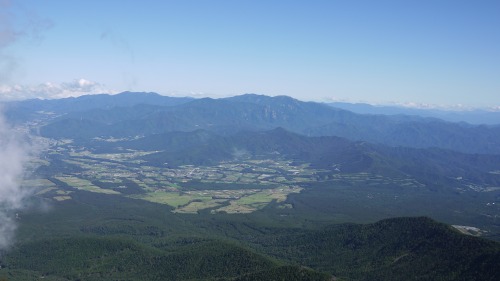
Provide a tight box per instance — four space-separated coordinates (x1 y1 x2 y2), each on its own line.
0 78 115 100
0 2 113 99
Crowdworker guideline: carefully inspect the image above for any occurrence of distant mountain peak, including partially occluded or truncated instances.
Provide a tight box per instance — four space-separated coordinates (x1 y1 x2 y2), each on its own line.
117 91 163 97
226 93 301 104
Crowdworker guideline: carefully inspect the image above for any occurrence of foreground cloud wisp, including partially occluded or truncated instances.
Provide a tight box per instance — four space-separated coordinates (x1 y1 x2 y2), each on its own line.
0 78 116 100
0 113 40 251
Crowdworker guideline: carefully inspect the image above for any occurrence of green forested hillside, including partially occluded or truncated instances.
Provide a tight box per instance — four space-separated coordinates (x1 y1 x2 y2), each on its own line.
3 238 281 281
1 191 498 281
247 217 500 281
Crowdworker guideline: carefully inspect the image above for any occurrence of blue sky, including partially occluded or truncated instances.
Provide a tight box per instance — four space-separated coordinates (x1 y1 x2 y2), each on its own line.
1 0 499 108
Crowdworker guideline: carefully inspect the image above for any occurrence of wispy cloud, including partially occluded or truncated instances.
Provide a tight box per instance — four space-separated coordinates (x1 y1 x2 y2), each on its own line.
100 28 135 63
0 0 52 83
0 0 20 48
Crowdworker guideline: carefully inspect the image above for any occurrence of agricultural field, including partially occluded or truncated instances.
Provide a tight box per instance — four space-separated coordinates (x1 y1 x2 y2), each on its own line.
32 142 311 213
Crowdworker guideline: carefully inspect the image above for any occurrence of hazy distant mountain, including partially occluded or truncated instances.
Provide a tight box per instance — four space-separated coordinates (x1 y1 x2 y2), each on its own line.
36 93 500 155
2 91 194 123
328 102 500 125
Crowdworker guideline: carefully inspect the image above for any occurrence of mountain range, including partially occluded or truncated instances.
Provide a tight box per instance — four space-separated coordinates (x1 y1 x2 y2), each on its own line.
6 92 497 154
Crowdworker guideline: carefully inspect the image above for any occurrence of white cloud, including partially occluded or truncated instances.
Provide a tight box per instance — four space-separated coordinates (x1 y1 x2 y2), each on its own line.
488 106 500 112
62 78 102 93
393 102 479 111
0 79 117 100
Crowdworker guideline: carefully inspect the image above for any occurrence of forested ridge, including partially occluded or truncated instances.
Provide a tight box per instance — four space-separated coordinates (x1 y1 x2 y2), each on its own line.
1 214 499 280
